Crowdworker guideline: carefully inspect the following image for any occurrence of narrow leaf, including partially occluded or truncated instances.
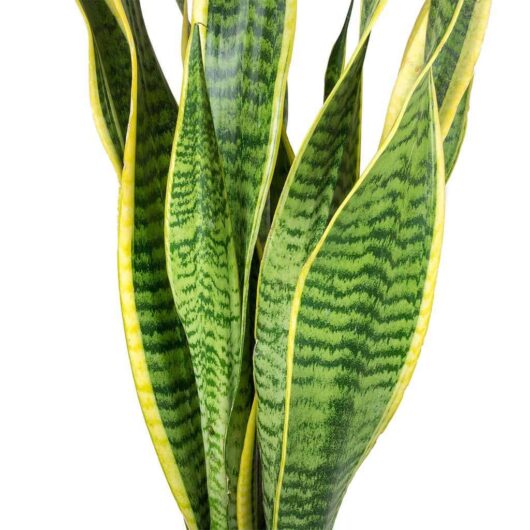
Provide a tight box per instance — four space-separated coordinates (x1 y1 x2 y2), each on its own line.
427 0 491 137
165 25 241 530
274 71 444 530
256 2 467 527
254 5 387 527
77 0 131 176
382 0 490 176
111 2 208 528
324 0 354 100
444 81 472 178
236 397 258 530
202 1 297 525
361 0 384 33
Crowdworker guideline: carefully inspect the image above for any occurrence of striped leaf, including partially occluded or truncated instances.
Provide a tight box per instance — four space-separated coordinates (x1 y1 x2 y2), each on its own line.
272 69 444 530
265 0 360 251
324 0 354 100
427 0 491 138
77 0 131 176
249 7 364 521
165 25 241 530
76 2 490 528
201 1 297 525
255 2 470 527
110 2 209 529
361 0 385 33
444 81 472 178
382 0 491 177
254 4 387 527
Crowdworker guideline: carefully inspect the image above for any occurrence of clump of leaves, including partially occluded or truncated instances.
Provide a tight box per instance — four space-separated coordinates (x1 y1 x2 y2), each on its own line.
77 0 490 528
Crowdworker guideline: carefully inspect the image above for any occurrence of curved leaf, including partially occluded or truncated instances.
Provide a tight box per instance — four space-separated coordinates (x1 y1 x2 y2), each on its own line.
200 0 297 525
382 0 491 176
444 81 471 178
255 2 469 527
111 2 208 528
427 0 491 137
324 0 354 101
236 397 259 530
254 4 387 527
361 0 384 33
274 71 444 530
77 0 131 176
166 25 241 530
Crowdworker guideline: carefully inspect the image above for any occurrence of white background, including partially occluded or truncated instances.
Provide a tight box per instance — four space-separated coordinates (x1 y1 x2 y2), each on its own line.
0 1 528 529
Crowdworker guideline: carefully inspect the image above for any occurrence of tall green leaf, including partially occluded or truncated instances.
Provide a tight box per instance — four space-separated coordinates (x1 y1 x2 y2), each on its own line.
382 0 491 177
427 0 491 139
361 0 384 33
273 70 443 530
77 0 131 176
166 25 241 530
324 0 354 100
444 81 471 178
254 3 387 527
201 1 297 525
255 2 471 527
111 2 208 529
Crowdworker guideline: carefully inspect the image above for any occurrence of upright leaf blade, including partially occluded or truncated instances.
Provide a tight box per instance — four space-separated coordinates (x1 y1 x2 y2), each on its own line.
444 81 472 178
111 2 208 528
166 26 241 530
256 2 471 527
324 0 354 100
201 1 297 525
77 0 131 176
361 0 384 33
255 4 387 527
427 0 491 137
382 0 491 177
204 0 296 283
274 72 444 530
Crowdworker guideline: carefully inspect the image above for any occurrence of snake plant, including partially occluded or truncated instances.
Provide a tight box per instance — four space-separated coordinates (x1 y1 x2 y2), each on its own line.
77 0 490 528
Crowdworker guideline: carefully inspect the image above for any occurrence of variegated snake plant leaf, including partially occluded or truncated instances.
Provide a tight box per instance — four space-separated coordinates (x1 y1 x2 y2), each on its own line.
76 0 490 528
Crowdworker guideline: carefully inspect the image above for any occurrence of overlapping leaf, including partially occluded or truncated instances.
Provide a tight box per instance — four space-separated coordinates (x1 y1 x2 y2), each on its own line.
325 1 354 100
253 2 480 527
165 25 241 530
254 3 387 527
273 69 443 530
106 2 208 529
382 0 491 177
77 0 131 176
200 1 297 525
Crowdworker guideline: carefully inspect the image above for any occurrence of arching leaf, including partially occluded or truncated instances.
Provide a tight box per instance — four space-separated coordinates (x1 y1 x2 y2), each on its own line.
201 1 297 525
382 0 491 177
166 25 240 530
77 0 131 176
254 4 388 527
111 2 209 528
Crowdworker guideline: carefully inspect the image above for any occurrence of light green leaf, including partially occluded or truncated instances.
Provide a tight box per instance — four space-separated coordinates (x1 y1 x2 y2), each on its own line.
111 2 208 529
427 0 491 139
202 1 297 525
254 4 387 527
255 2 470 527
204 0 296 284
273 70 444 530
361 0 384 33
382 0 491 174
166 25 241 530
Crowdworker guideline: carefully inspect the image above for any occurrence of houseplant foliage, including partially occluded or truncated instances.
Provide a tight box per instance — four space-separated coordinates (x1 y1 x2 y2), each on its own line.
76 0 490 528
